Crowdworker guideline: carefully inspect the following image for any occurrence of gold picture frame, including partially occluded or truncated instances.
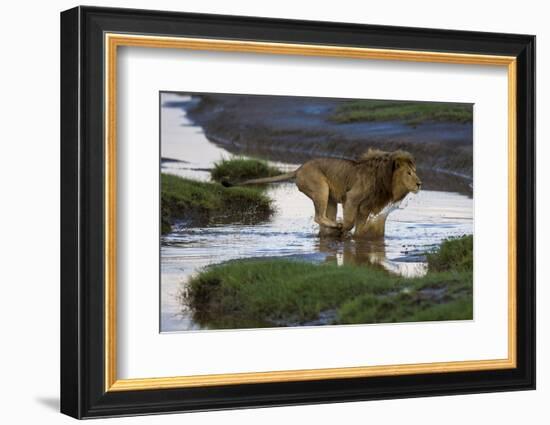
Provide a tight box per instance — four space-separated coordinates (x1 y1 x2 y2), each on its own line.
105 34 517 392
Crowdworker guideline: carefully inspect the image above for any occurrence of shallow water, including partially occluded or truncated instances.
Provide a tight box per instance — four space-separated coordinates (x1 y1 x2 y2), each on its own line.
160 93 473 332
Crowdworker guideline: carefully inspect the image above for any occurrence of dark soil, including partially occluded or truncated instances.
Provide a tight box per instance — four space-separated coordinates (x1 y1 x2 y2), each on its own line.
185 93 473 194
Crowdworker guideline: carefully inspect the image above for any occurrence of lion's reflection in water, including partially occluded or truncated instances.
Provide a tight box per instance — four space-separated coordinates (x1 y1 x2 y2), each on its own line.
317 236 427 278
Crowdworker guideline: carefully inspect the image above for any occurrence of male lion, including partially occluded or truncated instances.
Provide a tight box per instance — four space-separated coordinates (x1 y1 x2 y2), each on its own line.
224 149 421 237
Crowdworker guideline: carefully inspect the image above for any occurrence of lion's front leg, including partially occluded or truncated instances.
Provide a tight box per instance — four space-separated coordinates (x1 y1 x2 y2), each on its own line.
353 206 371 237
354 208 388 239
341 193 362 232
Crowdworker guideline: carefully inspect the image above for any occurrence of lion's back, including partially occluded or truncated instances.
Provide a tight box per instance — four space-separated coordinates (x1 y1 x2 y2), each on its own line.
296 158 356 201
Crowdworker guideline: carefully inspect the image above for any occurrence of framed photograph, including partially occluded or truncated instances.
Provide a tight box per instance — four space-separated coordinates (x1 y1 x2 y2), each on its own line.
60 6 535 419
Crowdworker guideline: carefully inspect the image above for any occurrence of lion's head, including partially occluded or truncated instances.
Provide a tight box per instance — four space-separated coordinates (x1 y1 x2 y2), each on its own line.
358 149 421 202
390 151 421 201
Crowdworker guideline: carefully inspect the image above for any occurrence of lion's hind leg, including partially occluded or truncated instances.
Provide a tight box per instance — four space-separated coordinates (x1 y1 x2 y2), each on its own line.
319 198 341 236
297 176 341 229
311 187 341 229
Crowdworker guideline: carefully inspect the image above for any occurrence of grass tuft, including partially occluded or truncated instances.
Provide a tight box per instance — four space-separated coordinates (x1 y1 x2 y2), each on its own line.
427 235 473 272
211 157 282 183
161 173 274 233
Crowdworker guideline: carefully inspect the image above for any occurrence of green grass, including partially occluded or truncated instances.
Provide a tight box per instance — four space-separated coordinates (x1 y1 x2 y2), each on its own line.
427 235 473 272
329 100 473 126
161 173 274 234
337 277 472 324
211 157 282 183
184 235 474 328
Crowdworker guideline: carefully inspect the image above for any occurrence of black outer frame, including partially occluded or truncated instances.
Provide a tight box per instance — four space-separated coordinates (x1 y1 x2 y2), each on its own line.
60 5 535 419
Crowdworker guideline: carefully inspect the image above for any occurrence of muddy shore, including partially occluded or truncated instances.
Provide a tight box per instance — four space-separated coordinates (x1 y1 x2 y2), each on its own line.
182 93 473 195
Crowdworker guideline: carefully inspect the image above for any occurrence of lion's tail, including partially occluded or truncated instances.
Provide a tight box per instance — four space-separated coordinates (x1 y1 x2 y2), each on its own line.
222 170 297 187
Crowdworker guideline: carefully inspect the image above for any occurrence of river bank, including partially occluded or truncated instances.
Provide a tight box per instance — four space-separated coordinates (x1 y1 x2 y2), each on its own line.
184 93 473 194
161 173 274 233
184 235 473 329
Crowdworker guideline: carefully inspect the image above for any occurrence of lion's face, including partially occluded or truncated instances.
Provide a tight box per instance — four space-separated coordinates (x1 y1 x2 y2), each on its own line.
392 160 422 200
